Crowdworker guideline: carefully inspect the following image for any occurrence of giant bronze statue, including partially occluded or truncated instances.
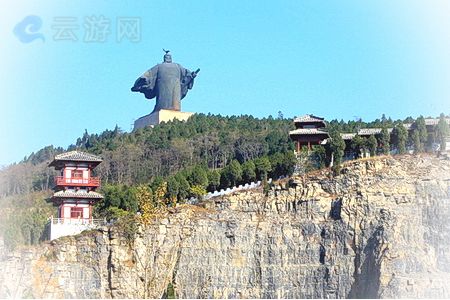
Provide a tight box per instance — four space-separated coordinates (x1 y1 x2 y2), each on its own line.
131 50 200 113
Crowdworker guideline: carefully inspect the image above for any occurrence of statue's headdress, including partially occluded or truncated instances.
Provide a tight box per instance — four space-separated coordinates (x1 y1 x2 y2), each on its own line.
163 49 172 63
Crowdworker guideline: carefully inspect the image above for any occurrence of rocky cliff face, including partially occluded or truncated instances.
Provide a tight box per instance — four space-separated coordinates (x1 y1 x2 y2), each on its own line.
1 155 450 298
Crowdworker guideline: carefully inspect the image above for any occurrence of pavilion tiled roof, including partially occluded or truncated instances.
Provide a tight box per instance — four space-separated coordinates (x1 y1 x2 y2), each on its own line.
424 118 450 126
357 128 394 136
293 114 325 123
358 128 383 135
49 151 102 166
289 128 329 136
403 123 413 130
341 133 357 140
52 190 104 199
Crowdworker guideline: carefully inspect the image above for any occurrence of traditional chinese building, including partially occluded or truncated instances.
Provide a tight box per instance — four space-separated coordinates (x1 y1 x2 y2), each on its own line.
47 151 105 240
420 118 450 147
289 114 329 153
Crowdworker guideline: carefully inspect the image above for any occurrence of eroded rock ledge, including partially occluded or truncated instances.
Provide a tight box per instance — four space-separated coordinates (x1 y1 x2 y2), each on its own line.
1 155 449 298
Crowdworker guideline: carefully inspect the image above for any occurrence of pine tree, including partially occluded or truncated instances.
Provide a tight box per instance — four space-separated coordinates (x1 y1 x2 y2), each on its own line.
166 176 180 205
174 173 190 201
224 160 242 187
188 165 209 188
437 113 449 151
393 123 408 154
367 135 378 157
329 129 345 175
255 156 272 180
414 116 427 151
282 151 297 176
207 170 220 192
380 127 390 155
351 135 365 159
242 161 256 183
411 130 423 153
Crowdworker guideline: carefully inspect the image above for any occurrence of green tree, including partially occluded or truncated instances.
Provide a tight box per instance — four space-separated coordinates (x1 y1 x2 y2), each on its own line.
166 176 180 205
380 127 390 155
242 160 257 183
329 129 345 175
269 151 297 178
311 146 326 169
174 173 190 201
104 206 130 221
436 113 449 150
255 156 272 180
393 123 408 154
207 169 221 192
221 159 243 187
411 130 423 153
415 116 428 150
269 152 285 178
101 184 123 208
367 135 378 157
188 165 209 188
98 184 138 214
282 151 297 176
351 135 365 159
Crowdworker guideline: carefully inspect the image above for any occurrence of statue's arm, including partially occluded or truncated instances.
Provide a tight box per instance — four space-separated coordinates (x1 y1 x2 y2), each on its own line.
179 66 200 100
143 65 158 87
131 65 158 99
180 65 198 89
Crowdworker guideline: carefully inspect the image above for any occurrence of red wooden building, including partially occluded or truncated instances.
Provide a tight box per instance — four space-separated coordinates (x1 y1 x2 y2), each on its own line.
47 151 104 240
289 115 330 152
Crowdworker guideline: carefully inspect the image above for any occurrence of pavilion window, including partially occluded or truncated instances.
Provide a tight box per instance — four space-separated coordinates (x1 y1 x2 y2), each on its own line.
72 170 83 178
70 207 83 218
303 125 316 129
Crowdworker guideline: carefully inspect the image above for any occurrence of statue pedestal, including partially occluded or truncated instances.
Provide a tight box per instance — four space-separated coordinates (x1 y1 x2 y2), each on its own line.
134 109 194 130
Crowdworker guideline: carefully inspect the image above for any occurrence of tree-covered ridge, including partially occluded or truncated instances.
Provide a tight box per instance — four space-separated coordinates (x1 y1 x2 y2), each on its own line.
2 113 448 198
0 112 448 250
0 114 294 197
3 112 449 198
61 114 295 185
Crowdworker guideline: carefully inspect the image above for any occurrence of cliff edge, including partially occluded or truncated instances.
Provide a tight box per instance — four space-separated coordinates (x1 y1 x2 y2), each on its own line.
1 154 449 298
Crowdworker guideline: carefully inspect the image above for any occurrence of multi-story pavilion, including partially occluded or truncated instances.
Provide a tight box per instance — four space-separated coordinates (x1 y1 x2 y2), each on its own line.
289 115 330 153
47 151 105 240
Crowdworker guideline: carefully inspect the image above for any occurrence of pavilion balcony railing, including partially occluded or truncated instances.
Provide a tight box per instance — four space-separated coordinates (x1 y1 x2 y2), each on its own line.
55 176 101 187
49 216 107 226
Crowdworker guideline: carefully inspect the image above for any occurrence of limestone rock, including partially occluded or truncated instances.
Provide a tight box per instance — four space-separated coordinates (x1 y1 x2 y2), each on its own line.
1 155 450 298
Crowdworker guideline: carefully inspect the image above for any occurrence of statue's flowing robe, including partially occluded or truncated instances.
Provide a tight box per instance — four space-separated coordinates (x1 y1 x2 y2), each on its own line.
132 62 194 112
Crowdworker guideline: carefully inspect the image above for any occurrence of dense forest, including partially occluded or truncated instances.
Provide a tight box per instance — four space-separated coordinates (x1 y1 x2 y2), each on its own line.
0 113 448 249
0 114 295 196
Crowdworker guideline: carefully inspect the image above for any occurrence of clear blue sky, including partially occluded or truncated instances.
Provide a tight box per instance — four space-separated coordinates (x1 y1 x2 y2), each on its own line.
1 1 450 166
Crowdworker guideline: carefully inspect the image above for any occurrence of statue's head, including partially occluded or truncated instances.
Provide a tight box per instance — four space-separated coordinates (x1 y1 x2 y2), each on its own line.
163 52 172 63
